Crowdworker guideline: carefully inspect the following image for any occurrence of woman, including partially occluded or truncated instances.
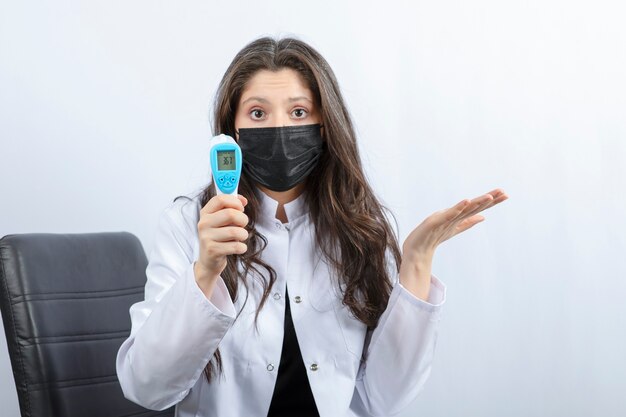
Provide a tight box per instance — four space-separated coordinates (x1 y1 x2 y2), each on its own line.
116 36 508 417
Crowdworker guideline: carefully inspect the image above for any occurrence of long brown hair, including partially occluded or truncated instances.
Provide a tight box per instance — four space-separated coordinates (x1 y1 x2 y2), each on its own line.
182 36 402 383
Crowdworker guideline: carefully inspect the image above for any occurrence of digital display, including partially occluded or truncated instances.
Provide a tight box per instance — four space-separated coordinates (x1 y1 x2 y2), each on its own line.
217 150 235 171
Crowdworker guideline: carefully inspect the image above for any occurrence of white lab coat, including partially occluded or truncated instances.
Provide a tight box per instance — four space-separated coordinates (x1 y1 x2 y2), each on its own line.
116 186 446 417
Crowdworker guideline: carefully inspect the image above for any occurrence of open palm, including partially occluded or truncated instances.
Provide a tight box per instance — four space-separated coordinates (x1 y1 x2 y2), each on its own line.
402 188 509 261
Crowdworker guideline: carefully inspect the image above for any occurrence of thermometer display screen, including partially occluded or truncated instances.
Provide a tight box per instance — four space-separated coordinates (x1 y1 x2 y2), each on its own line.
217 150 236 171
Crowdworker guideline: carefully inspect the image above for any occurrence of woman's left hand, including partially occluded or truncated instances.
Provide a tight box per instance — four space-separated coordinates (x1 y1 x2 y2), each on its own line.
399 188 509 301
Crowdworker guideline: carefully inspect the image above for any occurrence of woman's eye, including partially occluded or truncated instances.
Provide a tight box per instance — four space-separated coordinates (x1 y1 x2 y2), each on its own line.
250 109 265 120
292 108 308 118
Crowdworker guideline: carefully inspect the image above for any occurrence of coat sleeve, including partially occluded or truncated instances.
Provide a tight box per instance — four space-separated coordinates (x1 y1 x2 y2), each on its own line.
353 267 446 416
116 201 237 411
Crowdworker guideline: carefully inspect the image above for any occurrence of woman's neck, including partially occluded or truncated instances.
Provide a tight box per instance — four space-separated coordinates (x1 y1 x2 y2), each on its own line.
257 182 306 223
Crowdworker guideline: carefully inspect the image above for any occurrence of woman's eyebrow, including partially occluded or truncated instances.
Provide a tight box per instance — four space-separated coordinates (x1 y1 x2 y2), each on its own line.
241 96 269 105
288 96 312 103
240 96 312 106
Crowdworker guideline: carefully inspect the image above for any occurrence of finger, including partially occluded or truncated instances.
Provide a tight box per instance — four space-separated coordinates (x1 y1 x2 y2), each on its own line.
441 198 471 222
448 194 493 223
437 195 491 241
484 189 509 208
453 187 510 220
483 188 508 204
436 197 479 228
461 195 495 219
206 241 248 257
457 214 485 233
442 215 485 243
486 188 505 199
238 194 248 208
205 208 249 228
460 191 509 220
206 226 249 242
441 189 507 225
492 192 509 205
202 194 245 215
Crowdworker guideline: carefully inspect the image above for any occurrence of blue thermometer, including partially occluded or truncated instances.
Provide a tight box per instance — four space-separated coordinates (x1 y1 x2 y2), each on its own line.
209 134 242 195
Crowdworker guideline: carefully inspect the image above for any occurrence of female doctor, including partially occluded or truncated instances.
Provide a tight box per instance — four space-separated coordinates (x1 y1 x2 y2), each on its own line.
116 37 508 417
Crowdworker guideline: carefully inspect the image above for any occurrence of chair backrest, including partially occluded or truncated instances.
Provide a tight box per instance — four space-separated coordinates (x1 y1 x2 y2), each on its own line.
0 232 174 417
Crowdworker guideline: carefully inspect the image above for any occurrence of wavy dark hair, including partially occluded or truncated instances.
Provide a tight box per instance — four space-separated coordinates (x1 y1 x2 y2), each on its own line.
177 36 402 384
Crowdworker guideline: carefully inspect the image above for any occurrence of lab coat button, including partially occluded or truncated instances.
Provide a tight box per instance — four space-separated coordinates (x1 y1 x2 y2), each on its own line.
273 292 281 300
294 296 302 303
310 363 319 371
267 363 275 371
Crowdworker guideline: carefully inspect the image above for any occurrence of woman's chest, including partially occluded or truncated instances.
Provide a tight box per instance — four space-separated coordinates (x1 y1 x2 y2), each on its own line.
220 220 367 373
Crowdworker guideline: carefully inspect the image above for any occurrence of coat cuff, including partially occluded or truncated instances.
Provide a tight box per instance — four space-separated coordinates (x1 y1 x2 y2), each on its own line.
190 262 236 318
397 273 446 314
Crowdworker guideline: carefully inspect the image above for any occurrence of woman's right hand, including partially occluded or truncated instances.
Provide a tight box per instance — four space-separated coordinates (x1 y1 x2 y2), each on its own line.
194 194 249 294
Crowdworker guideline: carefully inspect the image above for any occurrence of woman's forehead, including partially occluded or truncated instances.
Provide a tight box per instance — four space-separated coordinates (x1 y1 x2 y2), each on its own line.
240 69 314 104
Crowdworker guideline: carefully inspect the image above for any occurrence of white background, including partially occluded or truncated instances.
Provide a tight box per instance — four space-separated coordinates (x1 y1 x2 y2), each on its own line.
1 1 625 416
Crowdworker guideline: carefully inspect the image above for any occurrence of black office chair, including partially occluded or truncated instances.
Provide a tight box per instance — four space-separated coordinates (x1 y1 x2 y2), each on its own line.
0 232 174 417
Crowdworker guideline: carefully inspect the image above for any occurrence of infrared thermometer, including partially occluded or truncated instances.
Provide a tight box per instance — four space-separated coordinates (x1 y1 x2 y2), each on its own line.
209 134 242 196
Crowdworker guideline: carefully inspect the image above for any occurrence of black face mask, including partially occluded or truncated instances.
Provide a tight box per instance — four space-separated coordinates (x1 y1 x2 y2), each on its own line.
236 123 324 192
